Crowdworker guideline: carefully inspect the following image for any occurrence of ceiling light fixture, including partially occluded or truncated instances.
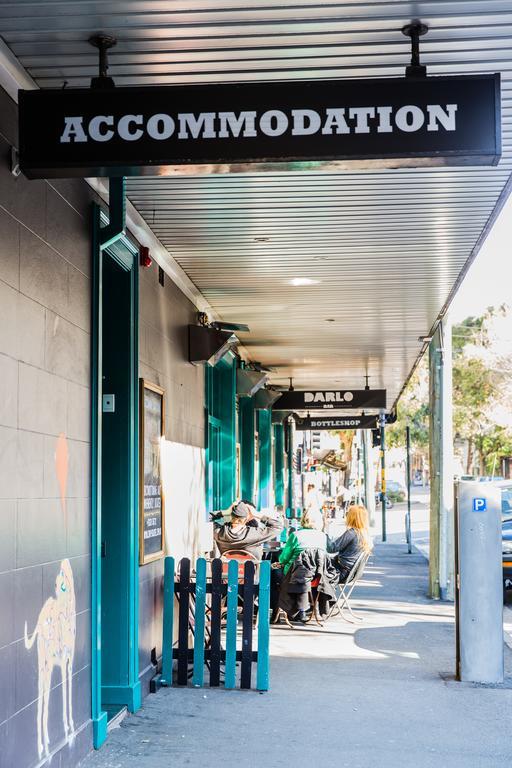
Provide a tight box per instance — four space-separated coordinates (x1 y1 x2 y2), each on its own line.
289 277 320 287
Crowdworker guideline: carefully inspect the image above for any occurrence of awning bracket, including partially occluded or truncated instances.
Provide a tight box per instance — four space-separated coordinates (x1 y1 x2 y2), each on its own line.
100 176 126 250
402 21 429 79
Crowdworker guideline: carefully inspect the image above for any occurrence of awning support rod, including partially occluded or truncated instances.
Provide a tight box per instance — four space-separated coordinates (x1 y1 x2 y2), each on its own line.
100 176 126 250
402 21 428 79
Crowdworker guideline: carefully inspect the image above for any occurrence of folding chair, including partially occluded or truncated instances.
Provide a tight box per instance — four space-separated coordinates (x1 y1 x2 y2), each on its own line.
220 550 260 626
326 551 370 623
220 549 260 580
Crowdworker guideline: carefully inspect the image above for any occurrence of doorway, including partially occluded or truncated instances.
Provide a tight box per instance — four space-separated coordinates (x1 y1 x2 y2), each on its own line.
91 205 141 748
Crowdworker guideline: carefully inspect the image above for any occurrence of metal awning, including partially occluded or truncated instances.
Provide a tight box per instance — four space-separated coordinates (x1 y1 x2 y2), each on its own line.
2 1 511 406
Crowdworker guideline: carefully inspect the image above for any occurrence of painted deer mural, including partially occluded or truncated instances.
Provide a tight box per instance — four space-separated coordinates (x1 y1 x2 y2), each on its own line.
24 434 76 760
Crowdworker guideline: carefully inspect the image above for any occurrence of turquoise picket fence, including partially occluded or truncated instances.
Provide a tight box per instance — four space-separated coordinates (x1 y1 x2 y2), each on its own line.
155 556 271 691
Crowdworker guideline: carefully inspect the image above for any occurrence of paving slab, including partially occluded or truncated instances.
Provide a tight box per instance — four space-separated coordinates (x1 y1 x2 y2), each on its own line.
82 543 512 768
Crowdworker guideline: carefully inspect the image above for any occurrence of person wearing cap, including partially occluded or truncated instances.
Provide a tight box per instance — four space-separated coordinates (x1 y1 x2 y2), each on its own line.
213 500 282 560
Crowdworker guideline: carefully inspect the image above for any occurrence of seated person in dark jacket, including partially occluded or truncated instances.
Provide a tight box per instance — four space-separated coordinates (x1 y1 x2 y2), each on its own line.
328 504 373 582
278 509 333 622
212 500 282 560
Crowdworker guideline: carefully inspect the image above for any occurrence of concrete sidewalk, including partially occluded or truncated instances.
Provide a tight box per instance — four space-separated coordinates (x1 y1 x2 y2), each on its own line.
82 543 512 768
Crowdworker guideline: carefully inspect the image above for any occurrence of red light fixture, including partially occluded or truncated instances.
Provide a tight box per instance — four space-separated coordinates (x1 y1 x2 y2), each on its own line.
140 245 152 268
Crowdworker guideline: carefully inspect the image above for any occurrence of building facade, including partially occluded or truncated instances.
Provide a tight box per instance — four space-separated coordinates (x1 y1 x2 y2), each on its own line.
0 81 287 768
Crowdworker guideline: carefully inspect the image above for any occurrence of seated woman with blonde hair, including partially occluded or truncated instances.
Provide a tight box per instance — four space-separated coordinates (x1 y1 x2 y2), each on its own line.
328 504 373 582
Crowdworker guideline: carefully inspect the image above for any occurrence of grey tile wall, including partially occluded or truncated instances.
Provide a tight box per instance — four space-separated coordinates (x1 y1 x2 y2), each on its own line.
139 261 205 449
0 84 95 768
138 257 206 684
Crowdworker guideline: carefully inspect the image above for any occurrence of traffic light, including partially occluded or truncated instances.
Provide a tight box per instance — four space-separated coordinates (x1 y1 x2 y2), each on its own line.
371 428 381 448
311 431 321 450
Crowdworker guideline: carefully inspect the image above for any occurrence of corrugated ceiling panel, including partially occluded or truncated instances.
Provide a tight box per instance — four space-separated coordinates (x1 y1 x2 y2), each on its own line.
1 0 512 404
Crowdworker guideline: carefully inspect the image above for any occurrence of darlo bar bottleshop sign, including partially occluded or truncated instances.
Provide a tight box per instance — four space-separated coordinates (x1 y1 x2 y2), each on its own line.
295 414 383 430
274 389 386 411
18 74 500 179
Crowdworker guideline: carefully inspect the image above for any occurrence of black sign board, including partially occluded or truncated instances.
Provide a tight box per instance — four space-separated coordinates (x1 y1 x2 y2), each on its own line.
295 415 379 430
139 379 165 565
19 74 500 179
274 389 386 411
294 412 396 430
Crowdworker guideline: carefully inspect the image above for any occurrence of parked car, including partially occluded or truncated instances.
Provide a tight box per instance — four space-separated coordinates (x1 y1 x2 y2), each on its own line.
375 491 394 510
495 481 512 591
386 480 406 502
412 470 424 486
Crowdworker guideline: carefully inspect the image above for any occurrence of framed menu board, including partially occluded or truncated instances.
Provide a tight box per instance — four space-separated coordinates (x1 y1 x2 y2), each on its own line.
139 379 165 565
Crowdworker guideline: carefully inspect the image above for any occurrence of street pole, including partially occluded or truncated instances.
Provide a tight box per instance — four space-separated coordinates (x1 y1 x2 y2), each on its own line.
287 418 294 519
380 412 387 542
406 425 412 553
362 427 375 526
428 319 454 600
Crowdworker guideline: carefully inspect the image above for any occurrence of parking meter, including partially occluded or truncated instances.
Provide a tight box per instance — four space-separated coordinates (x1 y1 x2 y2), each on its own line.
455 481 503 683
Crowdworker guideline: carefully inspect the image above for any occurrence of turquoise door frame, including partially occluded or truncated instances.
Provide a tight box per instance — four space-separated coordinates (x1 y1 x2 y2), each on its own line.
205 354 237 512
91 204 141 749
273 424 285 507
239 397 256 504
286 420 295 518
257 409 272 511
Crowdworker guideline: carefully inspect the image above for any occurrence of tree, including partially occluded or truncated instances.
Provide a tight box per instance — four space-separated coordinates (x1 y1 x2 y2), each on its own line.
387 357 429 449
452 306 512 474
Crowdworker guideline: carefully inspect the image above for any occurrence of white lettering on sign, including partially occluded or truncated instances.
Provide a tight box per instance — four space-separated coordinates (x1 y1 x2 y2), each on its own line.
118 114 143 141
259 109 288 137
88 115 114 142
144 497 162 510
311 419 361 427
291 109 322 136
321 108 350 135
304 391 353 404
427 103 458 131
218 111 257 138
144 527 162 540
59 104 459 143
60 116 87 143
178 112 216 139
147 113 175 139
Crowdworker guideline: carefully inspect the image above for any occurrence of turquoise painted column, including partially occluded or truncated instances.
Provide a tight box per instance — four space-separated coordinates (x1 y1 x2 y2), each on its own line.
274 423 285 507
206 354 237 511
257 409 272 511
286 419 295 518
240 397 256 503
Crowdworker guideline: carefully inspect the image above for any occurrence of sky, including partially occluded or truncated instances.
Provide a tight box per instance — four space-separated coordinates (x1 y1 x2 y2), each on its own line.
449 191 512 323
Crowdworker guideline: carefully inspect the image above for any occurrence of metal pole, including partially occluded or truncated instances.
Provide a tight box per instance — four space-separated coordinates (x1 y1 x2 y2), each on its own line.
380 412 387 542
406 425 412 553
362 428 376 527
428 320 455 600
287 419 294 518
301 430 307 515
356 436 362 505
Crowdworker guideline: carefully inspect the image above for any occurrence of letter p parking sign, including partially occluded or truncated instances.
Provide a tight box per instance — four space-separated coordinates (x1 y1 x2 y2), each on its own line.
473 497 487 513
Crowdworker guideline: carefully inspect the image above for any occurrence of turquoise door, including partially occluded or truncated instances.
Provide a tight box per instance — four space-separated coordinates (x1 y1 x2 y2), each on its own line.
91 205 141 748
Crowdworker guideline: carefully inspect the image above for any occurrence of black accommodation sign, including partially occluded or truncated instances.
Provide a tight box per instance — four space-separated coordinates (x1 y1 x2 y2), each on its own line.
19 74 500 179
274 389 386 411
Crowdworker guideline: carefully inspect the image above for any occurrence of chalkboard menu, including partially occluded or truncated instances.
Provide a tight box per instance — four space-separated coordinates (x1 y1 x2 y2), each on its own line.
139 380 165 565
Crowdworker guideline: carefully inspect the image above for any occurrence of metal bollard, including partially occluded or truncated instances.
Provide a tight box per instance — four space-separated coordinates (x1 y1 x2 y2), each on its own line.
456 481 504 684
